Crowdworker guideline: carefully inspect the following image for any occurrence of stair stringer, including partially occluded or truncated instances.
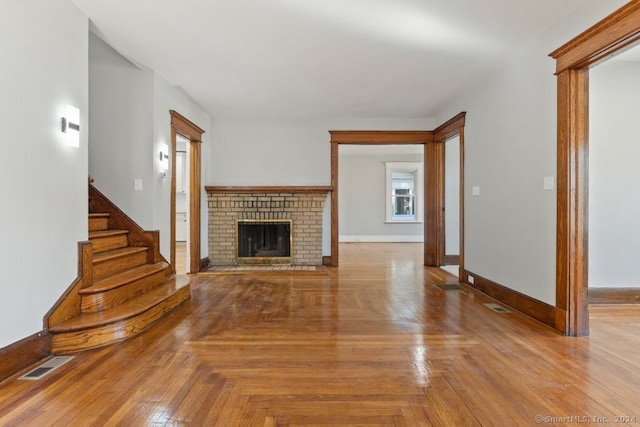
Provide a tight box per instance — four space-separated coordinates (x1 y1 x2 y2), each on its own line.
44 241 94 329
88 183 169 269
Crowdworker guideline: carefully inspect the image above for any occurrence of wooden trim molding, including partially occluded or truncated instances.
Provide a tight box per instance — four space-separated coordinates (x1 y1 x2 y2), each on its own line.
44 242 93 329
0 332 51 383
329 131 433 144
443 255 460 265
206 186 333 194
170 110 205 139
458 128 466 272
424 140 445 266
550 1 640 74
461 269 557 329
170 128 177 273
589 287 640 304
189 139 202 274
550 2 640 336
554 68 590 337
330 141 339 267
433 112 467 142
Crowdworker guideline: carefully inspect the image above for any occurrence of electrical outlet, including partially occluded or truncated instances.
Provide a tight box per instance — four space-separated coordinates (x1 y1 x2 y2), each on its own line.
468 275 475 284
134 179 143 191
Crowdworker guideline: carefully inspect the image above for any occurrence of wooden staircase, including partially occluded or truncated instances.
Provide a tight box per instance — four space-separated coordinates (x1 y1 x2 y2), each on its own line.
46 186 191 354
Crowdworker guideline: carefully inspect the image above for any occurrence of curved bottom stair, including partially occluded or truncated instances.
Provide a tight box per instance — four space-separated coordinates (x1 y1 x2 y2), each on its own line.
50 275 190 354
48 211 191 354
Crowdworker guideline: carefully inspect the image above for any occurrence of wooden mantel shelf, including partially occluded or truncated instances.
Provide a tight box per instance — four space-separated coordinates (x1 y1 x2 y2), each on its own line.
205 186 333 194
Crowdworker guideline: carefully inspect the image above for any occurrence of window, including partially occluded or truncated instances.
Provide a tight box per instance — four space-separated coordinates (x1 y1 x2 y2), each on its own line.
392 173 415 219
385 162 423 223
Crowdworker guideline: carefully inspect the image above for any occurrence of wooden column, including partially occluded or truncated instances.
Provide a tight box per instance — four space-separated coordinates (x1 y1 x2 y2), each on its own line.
555 68 590 336
330 141 339 267
424 141 445 267
189 140 202 274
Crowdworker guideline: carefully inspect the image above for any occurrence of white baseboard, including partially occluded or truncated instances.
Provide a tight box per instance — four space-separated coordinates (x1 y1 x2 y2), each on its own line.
339 235 424 243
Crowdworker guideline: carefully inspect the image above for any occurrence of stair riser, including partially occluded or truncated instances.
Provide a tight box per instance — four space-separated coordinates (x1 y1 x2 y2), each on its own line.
52 286 191 354
81 270 166 313
93 251 148 281
88 217 109 232
91 234 128 253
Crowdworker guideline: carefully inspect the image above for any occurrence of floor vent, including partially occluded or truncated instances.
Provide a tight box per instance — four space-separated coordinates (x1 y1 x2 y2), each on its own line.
436 284 464 291
484 303 510 313
18 356 74 380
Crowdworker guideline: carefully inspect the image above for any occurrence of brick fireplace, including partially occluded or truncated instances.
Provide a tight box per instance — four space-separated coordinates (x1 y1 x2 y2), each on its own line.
205 187 331 266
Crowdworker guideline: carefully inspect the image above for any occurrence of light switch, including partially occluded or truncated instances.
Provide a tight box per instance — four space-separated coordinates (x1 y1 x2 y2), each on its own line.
543 176 554 191
472 186 480 196
134 179 143 191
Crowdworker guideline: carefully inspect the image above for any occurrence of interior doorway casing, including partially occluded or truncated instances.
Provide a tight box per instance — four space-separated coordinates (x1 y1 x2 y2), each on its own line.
170 110 205 274
430 114 466 269
550 1 640 336
329 113 465 268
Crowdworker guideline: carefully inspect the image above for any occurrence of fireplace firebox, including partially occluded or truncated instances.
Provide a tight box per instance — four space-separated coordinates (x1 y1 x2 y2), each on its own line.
236 220 292 265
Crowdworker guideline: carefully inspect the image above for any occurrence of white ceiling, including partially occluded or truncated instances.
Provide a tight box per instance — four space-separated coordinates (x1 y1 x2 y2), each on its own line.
72 0 600 119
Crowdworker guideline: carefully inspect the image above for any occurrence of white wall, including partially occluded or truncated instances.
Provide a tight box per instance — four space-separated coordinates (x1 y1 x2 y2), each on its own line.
435 0 627 305
89 32 155 228
209 118 433 185
0 0 88 348
89 33 212 262
589 58 640 287
208 117 433 254
339 151 423 241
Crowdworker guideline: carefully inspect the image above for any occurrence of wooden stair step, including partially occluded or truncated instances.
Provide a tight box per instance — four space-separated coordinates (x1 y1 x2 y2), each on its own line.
51 275 190 331
88 213 110 231
93 246 149 280
79 262 170 313
50 275 191 353
81 263 168 295
89 229 129 252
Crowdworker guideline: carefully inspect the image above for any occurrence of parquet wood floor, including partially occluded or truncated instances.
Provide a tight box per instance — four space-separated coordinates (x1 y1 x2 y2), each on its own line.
1 243 639 426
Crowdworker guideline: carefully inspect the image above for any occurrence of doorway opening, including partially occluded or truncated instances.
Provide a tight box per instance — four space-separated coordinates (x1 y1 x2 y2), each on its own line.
338 144 424 248
588 46 640 302
170 110 205 274
441 134 461 278
550 2 640 336
328 113 465 268
174 134 189 274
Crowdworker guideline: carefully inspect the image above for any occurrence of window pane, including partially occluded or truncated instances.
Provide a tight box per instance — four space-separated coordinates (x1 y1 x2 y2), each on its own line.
387 165 420 222
394 195 414 216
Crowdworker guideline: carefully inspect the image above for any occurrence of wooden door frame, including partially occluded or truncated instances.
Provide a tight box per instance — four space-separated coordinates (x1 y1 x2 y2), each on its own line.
170 110 205 274
550 2 640 336
328 112 465 268
430 113 466 268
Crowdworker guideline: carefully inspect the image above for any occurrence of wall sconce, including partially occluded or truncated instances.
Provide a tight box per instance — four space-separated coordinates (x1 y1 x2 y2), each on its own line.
159 144 169 177
61 105 80 148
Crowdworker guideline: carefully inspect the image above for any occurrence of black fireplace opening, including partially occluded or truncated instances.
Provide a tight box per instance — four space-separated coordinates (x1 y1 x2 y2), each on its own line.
237 220 291 265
